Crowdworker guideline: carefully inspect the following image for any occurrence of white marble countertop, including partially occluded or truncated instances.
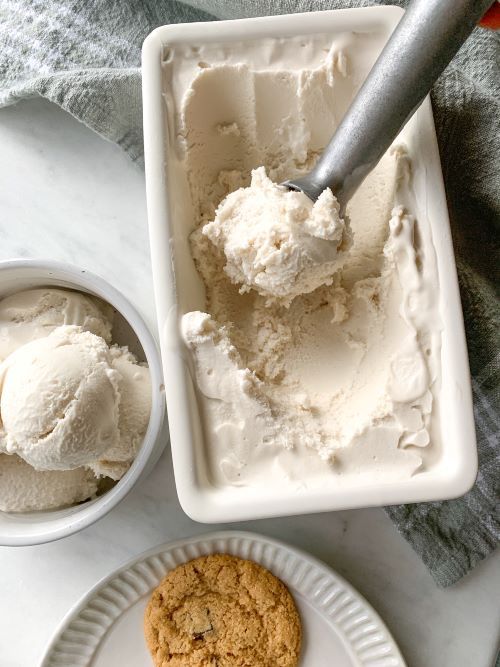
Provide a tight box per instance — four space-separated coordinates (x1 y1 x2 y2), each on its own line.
0 99 498 667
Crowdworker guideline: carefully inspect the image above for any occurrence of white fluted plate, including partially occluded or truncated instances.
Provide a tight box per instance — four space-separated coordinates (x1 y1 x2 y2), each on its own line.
41 531 406 667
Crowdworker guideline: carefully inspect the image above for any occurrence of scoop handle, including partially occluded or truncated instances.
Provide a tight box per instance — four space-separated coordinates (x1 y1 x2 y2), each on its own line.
285 0 493 207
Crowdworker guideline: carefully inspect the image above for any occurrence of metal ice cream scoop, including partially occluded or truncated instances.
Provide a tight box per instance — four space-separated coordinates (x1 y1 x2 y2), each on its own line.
283 0 493 209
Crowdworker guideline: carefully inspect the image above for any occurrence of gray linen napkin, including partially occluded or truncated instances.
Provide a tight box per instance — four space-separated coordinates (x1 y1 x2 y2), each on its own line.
0 0 498 587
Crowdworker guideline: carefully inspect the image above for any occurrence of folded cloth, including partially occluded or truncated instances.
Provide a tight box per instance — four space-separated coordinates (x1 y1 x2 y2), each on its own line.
0 0 498 586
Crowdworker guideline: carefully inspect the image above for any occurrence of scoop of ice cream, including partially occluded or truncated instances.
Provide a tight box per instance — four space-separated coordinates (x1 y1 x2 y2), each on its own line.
89 346 151 480
202 167 349 304
0 288 113 361
0 453 98 512
0 325 120 470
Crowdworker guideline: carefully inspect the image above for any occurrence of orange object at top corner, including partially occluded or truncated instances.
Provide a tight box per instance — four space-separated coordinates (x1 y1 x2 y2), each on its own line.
479 1 500 29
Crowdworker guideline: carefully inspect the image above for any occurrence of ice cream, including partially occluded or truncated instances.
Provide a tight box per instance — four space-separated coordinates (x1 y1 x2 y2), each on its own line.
89 346 152 480
203 167 349 304
173 46 441 488
0 326 120 470
0 288 152 512
0 288 112 361
0 454 98 512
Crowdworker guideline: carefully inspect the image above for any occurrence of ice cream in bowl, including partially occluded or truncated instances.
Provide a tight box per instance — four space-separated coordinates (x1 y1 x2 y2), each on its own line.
0 260 165 545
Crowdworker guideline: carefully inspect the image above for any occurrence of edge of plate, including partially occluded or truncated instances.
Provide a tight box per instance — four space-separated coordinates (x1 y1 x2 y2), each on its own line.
40 530 406 667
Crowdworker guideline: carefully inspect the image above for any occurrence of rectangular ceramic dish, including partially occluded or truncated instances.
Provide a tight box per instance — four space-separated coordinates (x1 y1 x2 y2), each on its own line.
142 7 477 522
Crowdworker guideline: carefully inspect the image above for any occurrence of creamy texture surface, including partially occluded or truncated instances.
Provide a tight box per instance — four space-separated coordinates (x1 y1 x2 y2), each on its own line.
173 45 441 488
203 166 349 304
0 454 98 513
0 326 120 470
0 288 112 360
0 289 152 511
89 346 152 480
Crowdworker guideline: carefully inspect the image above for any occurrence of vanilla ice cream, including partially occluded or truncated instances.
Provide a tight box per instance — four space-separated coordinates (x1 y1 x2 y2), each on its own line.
0 326 120 470
0 288 153 511
0 453 98 512
89 346 152 480
203 166 349 304
0 288 112 361
172 45 441 488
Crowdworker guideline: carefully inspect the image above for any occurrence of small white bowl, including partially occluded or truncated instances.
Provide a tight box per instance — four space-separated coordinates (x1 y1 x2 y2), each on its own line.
0 259 166 546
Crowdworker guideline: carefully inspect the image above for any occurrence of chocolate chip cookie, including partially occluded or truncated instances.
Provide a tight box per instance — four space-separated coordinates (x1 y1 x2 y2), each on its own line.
144 553 301 666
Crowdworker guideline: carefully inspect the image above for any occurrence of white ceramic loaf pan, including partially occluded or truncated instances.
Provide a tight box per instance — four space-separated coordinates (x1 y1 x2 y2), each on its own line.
142 7 477 523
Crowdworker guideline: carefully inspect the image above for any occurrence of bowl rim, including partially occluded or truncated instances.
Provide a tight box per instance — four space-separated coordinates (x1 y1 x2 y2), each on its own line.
0 258 166 546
